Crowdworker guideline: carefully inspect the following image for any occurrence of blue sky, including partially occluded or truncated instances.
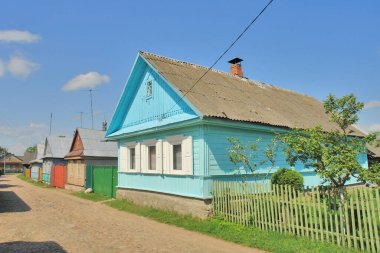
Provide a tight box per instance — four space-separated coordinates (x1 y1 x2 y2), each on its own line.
0 0 379 155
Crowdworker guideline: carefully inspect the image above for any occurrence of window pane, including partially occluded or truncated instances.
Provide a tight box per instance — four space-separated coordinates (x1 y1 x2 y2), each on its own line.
130 148 135 170
149 146 156 170
173 144 182 170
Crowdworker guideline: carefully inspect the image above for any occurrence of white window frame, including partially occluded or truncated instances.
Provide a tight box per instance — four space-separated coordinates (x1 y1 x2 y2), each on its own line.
146 80 153 98
141 139 162 174
120 142 141 173
163 135 193 176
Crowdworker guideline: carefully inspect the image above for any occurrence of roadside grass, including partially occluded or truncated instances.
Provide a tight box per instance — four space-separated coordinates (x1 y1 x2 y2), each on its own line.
105 199 357 253
17 174 52 188
72 191 110 202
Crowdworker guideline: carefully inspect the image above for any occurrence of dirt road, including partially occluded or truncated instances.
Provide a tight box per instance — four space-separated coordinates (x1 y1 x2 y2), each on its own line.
0 175 264 253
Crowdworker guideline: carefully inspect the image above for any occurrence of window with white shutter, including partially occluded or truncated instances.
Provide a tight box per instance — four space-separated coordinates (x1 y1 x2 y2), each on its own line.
141 139 162 174
121 142 141 173
163 135 193 175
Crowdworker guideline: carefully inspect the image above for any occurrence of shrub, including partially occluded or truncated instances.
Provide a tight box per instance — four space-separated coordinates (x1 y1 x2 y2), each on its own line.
271 168 304 190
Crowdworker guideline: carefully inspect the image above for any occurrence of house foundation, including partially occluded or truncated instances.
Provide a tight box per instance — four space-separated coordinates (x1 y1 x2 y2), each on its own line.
64 184 84 192
116 188 212 219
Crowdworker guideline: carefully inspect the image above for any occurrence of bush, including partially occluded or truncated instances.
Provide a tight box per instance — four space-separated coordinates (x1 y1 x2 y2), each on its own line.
271 168 304 190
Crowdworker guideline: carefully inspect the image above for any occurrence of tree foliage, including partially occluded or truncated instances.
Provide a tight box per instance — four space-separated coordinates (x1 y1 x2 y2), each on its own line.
227 136 279 180
26 145 37 153
282 94 376 188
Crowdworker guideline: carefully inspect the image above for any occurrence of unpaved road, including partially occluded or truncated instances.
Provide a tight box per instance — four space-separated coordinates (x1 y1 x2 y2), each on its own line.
0 175 264 253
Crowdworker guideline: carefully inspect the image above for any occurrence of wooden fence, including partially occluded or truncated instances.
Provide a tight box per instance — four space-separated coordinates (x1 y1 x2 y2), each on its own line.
212 181 380 252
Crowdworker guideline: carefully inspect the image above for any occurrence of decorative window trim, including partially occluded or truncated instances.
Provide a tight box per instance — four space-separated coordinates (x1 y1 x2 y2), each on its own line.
69 161 74 177
120 142 141 173
77 160 81 179
146 80 153 99
141 139 162 174
163 135 193 176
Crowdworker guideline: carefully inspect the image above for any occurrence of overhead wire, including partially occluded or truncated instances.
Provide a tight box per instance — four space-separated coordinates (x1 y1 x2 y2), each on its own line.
162 0 275 118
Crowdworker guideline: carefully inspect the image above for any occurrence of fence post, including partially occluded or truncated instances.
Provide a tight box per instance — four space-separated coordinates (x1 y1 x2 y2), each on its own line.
364 188 375 252
369 188 380 252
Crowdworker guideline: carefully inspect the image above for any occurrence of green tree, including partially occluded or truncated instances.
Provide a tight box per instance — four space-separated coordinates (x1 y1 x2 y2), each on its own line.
282 93 378 234
227 136 279 181
0 146 8 157
26 145 37 153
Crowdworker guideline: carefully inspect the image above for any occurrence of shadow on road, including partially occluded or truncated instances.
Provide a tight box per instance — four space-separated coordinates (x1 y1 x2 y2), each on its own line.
0 191 31 213
0 241 67 253
0 184 18 188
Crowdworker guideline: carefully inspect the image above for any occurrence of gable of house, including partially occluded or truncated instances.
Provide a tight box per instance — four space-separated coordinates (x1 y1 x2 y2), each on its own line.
106 55 199 138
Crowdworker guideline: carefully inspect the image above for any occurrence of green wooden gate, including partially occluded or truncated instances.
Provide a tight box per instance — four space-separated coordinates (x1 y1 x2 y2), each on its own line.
92 166 118 198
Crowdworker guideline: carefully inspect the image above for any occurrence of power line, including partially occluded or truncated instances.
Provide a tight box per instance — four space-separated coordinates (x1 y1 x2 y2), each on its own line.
164 0 274 116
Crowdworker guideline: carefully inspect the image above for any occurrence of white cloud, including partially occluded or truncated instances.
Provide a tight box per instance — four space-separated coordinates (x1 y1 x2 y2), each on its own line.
0 30 41 43
62 71 110 91
29 122 47 128
368 124 380 133
364 101 380 110
7 56 39 78
0 60 4 77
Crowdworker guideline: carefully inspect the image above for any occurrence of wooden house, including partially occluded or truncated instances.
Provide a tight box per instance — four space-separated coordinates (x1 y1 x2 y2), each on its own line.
64 128 118 191
30 143 44 181
22 150 35 177
41 136 71 185
0 153 23 174
105 51 368 217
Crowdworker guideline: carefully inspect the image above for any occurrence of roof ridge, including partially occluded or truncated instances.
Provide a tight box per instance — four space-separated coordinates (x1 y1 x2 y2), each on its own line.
139 51 315 100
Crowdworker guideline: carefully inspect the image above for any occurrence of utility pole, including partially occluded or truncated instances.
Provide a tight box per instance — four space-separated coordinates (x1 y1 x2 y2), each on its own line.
3 151 6 176
90 89 94 129
79 112 84 128
49 112 53 136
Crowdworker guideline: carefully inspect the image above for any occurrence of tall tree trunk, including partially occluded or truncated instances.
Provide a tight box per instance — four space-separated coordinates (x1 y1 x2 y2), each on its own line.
338 186 347 237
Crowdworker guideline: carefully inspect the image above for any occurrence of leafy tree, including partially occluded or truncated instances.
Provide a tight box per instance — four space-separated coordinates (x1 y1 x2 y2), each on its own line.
271 168 304 190
281 93 378 234
26 145 37 153
0 146 8 157
227 136 279 181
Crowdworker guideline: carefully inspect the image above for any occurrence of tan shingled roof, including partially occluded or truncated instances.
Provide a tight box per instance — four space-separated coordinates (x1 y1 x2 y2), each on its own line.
140 51 364 137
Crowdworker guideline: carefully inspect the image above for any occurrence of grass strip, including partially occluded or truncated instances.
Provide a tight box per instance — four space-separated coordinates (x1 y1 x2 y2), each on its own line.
72 191 110 202
16 174 52 188
105 199 357 253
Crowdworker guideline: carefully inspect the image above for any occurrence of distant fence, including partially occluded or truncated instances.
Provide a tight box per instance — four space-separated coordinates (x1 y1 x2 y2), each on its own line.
212 181 380 252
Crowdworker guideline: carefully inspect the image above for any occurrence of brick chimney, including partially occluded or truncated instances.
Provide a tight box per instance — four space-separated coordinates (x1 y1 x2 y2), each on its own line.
228 58 243 77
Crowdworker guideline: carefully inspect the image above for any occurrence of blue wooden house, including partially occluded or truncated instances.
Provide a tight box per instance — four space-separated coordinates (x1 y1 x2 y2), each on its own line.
41 136 72 184
106 51 367 217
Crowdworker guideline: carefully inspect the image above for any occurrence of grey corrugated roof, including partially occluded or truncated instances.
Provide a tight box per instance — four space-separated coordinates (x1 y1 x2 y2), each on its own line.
140 51 365 137
43 136 72 159
67 128 117 158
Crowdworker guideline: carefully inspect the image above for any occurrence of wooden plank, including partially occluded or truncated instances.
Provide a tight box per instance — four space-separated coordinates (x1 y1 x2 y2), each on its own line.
338 191 345 248
269 184 275 230
370 188 380 252
316 187 324 242
355 189 364 250
349 191 357 250
288 185 295 235
299 187 305 237
333 194 340 246
293 187 299 236
277 184 283 233
312 187 318 241
303 188 309 238
360 188 370 252
364 188 375 253
344 194 351 249
307 188 315 240
280 184 285 233
323 195 329 242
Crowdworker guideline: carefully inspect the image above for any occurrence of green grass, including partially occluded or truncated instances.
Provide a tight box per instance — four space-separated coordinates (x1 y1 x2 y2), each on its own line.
17 174 52 188
72 191 111 202
105 199 357 253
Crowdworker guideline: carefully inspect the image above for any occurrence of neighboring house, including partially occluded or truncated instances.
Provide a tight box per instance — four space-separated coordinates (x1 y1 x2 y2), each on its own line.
64 128 118 191
30 143 44 181
42 136 72 184
22 150 35 177
367 144 380 166
105 51 367 217
0 153 23 173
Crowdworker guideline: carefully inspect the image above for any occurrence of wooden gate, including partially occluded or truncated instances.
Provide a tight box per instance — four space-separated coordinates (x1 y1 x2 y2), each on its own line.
51 165 66 188
92 166 118 198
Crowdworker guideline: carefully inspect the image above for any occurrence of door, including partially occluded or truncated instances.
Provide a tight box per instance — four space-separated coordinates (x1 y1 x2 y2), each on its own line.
92 166 118 198
53 165 66 188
